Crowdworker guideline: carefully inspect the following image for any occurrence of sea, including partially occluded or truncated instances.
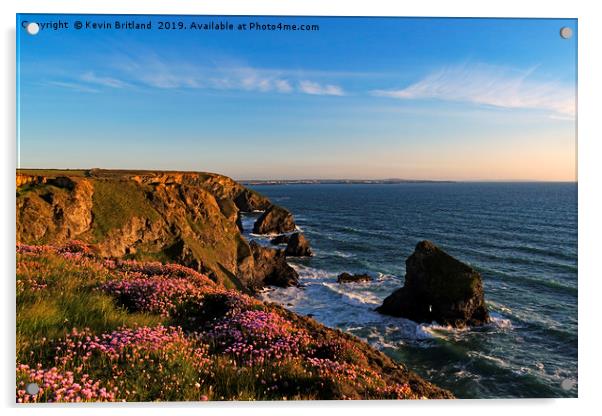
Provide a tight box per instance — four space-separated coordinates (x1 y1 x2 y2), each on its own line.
241 182 577 399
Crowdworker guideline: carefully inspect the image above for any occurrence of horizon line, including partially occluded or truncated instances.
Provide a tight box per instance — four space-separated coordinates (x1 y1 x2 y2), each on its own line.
15 167 577 183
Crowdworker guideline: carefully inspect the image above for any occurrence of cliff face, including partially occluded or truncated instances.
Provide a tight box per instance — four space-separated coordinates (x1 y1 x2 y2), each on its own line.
16 169 283 291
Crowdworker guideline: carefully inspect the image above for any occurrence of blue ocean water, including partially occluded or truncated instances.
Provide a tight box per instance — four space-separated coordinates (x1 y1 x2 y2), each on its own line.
243 182 577 399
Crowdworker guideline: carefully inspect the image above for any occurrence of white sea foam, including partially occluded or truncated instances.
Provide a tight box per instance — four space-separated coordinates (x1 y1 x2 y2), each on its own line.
489 312 513 329
416 322 470 341
258 285 306 310
261 266 433 344
487 300 513 315
416 312 513 339
467 351 509 368
249 232 279 238
362 328 401 349
414 325 437 340
332 250 354 258
290 264 332 280
321 282 382 306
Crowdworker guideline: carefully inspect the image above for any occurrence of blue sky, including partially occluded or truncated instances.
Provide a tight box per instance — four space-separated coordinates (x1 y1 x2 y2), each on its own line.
17 15 577 180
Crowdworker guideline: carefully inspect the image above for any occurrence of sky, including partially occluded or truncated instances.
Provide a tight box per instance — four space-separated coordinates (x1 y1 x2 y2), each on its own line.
17 15 577 181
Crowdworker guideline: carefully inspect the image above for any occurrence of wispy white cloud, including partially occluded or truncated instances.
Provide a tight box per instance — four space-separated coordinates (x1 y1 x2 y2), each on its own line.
298 80 345 96
274 79 293 93
371 64 575 117
73 52 344 97
125 55 203 89
233 67 293 93
47 81 99 94
81 71 129 88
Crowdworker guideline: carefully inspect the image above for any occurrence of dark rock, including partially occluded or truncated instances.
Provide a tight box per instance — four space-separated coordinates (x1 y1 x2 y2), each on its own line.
376 241 489 328
234 189 271 212
47 176 76 190
250 241 299 288
252 205 296 235
235 213 243 232
270 234 290 245
216 197 239 224
337 272 372 283
285 232 313 257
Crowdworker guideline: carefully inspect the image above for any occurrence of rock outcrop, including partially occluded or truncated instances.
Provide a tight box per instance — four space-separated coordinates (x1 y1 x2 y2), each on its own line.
376 241 489 328
252 205 296 235
249 241 299 288
17 177 94 243
127 169 272 213
15 169 294 293
285 232 313 257
337 272 372 283
234 189 272 212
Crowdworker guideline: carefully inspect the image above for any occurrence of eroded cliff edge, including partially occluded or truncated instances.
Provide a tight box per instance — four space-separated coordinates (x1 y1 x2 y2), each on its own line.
16 169 295 292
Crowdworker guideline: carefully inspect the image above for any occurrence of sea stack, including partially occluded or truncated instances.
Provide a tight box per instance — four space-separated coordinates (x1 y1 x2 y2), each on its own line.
285 232 313 257
253 205 296 234
376 241 489 328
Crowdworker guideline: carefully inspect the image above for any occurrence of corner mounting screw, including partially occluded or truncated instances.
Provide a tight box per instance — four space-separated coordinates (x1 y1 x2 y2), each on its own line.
560 27 573 39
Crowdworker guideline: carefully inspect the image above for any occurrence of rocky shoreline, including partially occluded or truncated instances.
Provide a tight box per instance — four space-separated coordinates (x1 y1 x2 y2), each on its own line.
16 168 455 401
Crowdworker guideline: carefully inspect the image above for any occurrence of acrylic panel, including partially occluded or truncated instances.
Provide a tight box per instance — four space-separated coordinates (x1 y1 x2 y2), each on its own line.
16 14 577 402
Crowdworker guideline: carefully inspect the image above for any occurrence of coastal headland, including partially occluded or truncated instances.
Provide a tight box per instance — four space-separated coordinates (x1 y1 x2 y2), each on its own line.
15 168 453 402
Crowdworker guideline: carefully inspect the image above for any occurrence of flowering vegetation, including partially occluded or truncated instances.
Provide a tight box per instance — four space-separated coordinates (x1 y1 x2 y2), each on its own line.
100 276 212 316
16 242 450 402
16 364 115 403
207 309 312 366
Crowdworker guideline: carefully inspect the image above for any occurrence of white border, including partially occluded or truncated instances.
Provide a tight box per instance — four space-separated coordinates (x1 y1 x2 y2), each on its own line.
2 1 600 415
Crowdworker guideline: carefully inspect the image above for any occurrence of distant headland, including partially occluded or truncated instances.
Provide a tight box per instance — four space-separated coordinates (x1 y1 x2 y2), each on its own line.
240 179 455 186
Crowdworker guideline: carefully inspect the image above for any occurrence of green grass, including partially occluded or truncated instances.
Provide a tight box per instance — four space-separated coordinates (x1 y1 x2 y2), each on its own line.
207 358 328 400
91 179 160 240
16 253 163 361
16 182 67 199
